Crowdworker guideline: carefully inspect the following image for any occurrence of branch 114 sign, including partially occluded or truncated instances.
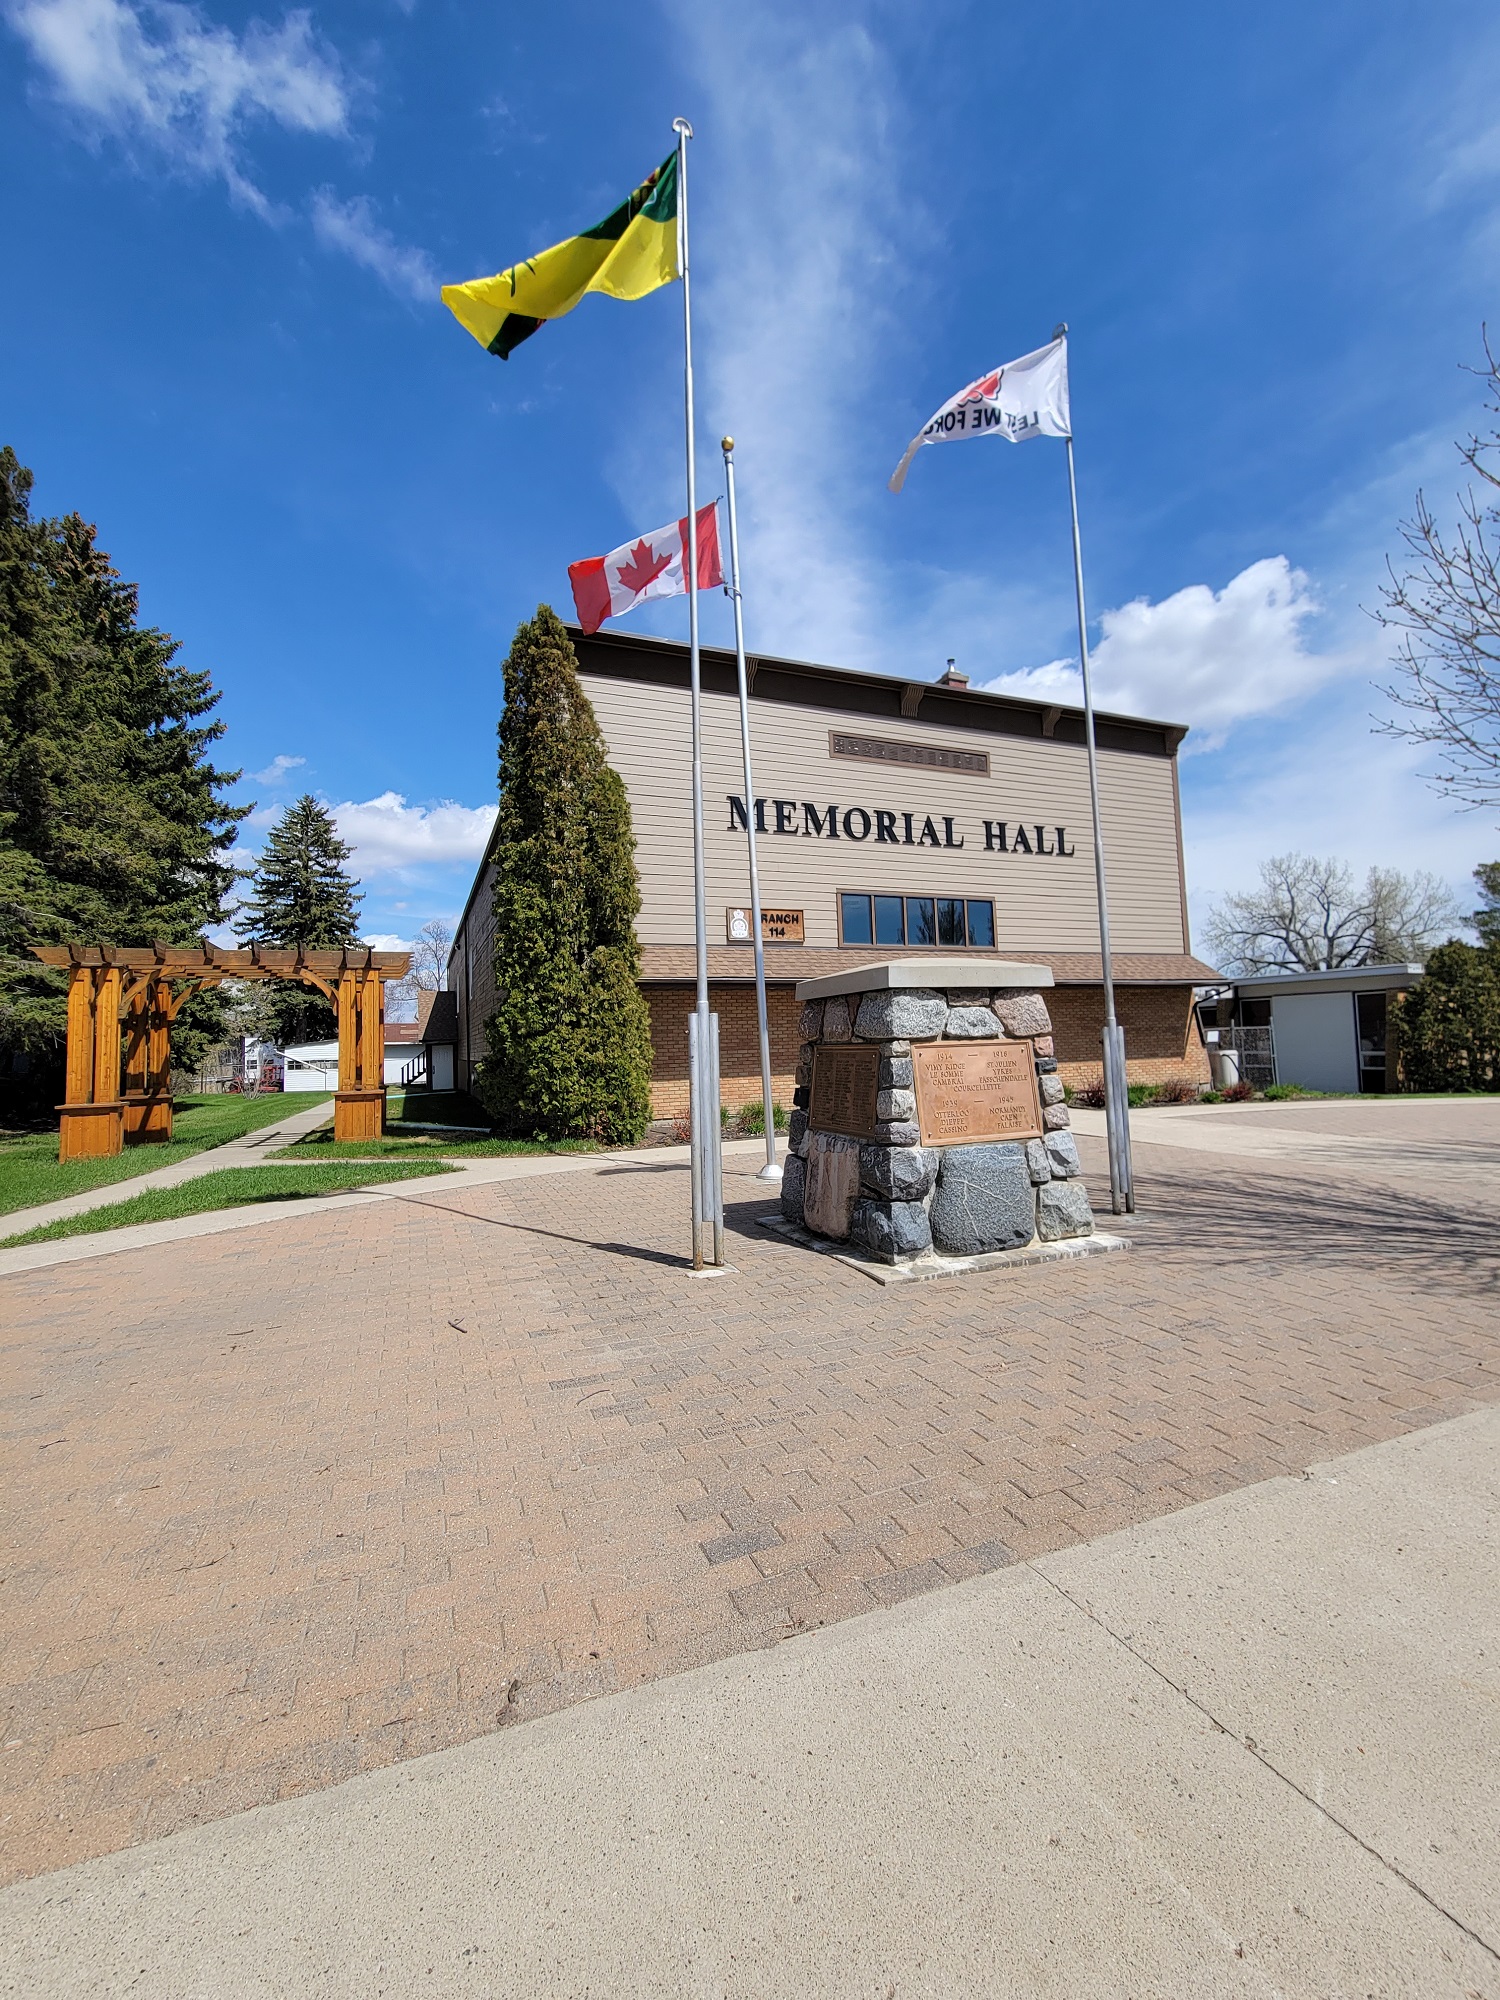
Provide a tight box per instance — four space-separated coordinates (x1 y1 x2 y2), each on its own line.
727 796 1076 858
726 906 805 943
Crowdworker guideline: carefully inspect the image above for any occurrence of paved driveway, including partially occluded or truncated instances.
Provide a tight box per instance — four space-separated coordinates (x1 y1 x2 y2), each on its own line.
2 1101 1496 1884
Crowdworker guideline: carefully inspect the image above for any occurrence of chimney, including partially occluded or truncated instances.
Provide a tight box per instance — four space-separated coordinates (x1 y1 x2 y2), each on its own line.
937 657 969 689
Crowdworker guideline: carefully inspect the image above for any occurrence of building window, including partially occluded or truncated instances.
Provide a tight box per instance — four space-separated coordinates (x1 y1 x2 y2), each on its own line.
839 892 996 949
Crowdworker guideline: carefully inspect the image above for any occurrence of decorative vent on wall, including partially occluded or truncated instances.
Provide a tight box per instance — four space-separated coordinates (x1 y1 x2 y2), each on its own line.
828 730 991 777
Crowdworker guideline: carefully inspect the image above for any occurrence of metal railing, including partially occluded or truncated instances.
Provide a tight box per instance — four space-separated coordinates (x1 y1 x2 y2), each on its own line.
1222 1025 1277 1090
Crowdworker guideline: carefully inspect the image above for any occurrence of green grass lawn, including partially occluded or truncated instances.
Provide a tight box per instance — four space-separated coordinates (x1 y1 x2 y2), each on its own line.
284 1127 597 1160
0 1159 457 1247
0 1092 332 1219
385 1088 493 1128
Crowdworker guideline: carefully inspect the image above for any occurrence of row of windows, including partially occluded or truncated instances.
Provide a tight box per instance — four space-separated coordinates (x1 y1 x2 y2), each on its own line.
838 892 996 950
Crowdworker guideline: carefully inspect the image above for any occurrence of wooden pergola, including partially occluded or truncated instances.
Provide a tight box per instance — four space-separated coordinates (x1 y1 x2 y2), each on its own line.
31 943 412 1161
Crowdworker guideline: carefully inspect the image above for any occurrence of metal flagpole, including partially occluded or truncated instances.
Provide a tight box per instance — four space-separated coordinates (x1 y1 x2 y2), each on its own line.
1057 324 1134 1215
721 437 781 1182
675 115 723 1266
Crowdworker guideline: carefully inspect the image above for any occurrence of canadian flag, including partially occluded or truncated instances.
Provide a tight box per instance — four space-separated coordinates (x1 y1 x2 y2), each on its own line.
568 503 723 635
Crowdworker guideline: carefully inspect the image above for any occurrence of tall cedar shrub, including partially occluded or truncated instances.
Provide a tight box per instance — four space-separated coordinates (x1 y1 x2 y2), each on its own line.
479 606 653 1142
236 795 364 1046
0 446 246 1106
1472 862 1500 946
1392 940 1500 1091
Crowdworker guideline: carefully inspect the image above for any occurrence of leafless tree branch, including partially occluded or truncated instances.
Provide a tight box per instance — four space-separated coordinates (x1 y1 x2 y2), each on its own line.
1374 329 1500 811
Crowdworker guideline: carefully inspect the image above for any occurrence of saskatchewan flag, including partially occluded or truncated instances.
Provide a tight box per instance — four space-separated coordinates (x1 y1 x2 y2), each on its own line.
442 154 678 361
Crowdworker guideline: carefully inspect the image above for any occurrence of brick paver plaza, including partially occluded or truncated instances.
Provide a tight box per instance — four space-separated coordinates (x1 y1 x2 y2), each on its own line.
3 1102 1497 1886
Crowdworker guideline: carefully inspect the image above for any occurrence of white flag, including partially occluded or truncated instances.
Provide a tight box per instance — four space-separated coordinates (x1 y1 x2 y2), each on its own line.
888 335 1071 493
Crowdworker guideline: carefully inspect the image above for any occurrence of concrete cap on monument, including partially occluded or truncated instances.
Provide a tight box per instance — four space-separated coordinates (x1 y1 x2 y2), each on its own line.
795 958 1055 1003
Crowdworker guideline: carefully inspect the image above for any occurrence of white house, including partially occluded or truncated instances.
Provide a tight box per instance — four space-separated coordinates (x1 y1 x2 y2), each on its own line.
1211 964 1422 1094
281 991 458 1094
281 1022 424 1092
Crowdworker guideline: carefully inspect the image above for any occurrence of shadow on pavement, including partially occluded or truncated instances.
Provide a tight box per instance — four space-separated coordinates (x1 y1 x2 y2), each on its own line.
1118 1163 1500 1296
376 1190 691 1269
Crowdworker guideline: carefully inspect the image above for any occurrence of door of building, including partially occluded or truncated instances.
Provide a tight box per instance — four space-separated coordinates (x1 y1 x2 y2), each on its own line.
1355 990 1388 1094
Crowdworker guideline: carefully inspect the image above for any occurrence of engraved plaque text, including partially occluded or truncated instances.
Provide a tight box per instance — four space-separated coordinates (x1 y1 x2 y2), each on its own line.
726 905 805 943
912 1041 1043 1146
809 1044 880 1140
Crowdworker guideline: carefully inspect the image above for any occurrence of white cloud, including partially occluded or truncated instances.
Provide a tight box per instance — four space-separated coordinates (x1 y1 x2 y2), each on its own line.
361 930 411 951
7 0 348 210
329 792 496 877
249 751 305 784
980 557 1353 746
310 188 436 301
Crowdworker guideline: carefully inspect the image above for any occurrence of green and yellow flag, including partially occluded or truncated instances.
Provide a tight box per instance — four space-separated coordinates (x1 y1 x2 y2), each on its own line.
442 154 678 361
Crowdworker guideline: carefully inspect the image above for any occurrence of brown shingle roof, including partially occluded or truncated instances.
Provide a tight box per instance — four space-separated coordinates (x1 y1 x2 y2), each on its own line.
637 946 1221 986
417 989 458 1043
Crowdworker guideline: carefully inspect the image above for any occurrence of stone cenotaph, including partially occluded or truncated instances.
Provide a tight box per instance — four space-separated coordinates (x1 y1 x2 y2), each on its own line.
776 959 1121 1276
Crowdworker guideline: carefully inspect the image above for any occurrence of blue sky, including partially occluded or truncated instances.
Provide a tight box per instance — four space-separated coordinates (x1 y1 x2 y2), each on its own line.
3 0 1498 949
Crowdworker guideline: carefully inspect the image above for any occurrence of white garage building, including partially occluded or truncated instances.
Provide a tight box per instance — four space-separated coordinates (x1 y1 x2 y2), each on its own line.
1214 964 1423 1094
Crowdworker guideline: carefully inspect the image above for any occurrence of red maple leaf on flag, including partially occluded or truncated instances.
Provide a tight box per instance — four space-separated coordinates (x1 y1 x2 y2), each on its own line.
958 369 1002 405
615 538 672 596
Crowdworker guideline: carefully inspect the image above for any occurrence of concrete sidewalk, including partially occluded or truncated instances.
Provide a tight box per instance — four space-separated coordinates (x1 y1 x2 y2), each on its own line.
0 1138 775 1277
3 1407 1494 1999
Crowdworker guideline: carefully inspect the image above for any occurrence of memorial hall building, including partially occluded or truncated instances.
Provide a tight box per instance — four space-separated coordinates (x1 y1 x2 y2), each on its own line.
449 627 1218 1117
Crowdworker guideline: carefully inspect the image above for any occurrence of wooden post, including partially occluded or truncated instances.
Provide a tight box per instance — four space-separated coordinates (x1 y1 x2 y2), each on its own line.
65 966 95 1105
58 964 125 1161
362 968 384 1092
334 964 385 1141
125 976 175 1144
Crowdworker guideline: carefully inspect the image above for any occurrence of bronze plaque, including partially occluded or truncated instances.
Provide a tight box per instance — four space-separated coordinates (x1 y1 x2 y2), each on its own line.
912 1041 1043 1146
726 906 805 944
809 1044 880 1140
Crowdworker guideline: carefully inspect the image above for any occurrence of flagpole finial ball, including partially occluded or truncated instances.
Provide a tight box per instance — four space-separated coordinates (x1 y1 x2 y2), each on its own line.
722 436 734 454
673 116 694 137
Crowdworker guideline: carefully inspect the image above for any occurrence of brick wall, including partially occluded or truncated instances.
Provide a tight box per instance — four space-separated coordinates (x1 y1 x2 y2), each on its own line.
467 974 1208 1113
645 983 801 1120
643 979 1207 1115
1049 984 1211 1089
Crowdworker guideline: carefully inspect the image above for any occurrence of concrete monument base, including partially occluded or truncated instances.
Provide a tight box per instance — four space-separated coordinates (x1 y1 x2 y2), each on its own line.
759 1212 1130 1287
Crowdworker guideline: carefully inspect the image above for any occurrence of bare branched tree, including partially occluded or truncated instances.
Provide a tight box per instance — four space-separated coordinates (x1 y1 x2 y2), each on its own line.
409 917 452 989
1375 332 1500 808
384 917 453 1022
1203 853 1463 975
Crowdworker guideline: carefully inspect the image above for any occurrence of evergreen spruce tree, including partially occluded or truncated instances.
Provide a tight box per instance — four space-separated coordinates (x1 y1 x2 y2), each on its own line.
1472 862 1500 947
0 445 246 1106
236 795 363 1045
479 605 653 1143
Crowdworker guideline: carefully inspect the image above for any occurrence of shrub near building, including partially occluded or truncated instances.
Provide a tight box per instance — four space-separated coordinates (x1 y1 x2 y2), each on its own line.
478 606 653 1144
1394 940 1500 1092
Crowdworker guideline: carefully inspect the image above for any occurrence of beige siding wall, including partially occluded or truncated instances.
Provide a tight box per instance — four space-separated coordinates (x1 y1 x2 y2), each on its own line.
454 856 498 1087
579 673 1187 956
